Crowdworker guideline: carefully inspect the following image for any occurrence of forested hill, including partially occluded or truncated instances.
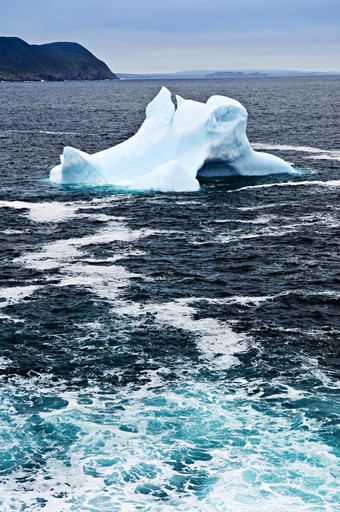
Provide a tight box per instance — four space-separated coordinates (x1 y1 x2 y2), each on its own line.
0 37 118 81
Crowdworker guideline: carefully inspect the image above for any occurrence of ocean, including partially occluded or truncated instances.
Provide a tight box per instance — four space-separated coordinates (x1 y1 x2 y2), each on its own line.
0 77 339 511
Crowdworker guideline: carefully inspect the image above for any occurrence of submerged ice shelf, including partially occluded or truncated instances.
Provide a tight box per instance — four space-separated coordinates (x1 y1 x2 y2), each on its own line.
50 87 294 191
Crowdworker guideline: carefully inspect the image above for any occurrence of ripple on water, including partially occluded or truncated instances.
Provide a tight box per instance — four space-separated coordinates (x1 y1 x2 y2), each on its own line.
1 78 340 511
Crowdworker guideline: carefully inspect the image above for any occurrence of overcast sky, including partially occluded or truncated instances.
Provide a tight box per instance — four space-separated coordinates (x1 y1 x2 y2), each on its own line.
2 0 340 73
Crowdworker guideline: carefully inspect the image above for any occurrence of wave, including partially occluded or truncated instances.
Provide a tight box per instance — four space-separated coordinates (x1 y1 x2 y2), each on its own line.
214 214 275 225
252 143 340 161
0 285 41 308
252 143 333 154
0 200 78 223
0 370 339 511
115 300 246 369
236 203 290 211
228 179 340 194
0 196 128 223
174 290 340 310
0 129 96 136
16 220 152 268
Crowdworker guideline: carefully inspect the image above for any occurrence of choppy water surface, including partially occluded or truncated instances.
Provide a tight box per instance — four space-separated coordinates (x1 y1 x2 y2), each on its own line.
0 77 339 511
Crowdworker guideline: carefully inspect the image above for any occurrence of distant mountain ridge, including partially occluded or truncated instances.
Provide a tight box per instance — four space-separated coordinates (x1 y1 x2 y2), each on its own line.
0 37 118 81
117 69 340 79
206 71 267 78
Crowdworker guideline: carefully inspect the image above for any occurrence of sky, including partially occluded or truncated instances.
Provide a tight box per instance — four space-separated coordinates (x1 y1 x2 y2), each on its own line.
1 0 340 73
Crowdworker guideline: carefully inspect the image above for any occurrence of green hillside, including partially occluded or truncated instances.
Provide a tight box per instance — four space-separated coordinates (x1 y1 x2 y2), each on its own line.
0 37 118 81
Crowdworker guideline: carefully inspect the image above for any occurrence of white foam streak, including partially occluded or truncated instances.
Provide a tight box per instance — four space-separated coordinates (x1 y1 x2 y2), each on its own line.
217 225 298 244
0 285 40 308
0 195 129 223
0 200 78 223
236 202 291 211
115 300 246 369
16 221 153 271
252 142 332 154
228 179 340 193
157 302 246 368
57 263 139 300
165 289 340 309
252 142 340 161
0 356 12 369
15 220 153 303
215 214 274 225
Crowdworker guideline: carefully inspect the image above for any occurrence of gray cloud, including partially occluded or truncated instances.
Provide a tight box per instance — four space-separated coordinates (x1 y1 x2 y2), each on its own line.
2 0 340 72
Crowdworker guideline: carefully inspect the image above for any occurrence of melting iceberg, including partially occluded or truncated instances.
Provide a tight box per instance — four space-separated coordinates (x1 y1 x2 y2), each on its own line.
50 87 294 191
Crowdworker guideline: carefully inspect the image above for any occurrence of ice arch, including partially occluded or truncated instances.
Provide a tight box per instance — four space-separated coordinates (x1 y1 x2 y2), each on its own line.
50 87 294 191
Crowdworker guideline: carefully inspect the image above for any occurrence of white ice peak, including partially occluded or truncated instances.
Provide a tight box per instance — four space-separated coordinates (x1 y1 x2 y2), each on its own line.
50 87 294 191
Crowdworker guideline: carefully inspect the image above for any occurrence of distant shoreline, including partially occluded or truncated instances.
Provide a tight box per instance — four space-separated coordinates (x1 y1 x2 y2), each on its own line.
116 71 340 80
0 78 117 83
2 75 340 84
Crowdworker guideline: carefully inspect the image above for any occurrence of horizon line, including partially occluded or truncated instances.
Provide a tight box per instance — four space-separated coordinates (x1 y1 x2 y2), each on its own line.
116 69 340 75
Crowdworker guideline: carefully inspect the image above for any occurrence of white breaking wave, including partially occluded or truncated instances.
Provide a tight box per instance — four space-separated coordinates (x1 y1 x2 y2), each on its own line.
15 220 154 300
228 179 340 193
0 285 40 308
236 202 290 211
252 143 332 154
0 356 12 369
56 260 141 300
214 214 275 225
252 143 340 161
16 222 154 270
0 196 128 223
187 289 340 306
0 200 79 223
154 301 247 369
115 299 246 369
1 229 27 235
38 130 82 135
190 225 298 245
215 213 340 244
1 129 95 136
0 285 40 322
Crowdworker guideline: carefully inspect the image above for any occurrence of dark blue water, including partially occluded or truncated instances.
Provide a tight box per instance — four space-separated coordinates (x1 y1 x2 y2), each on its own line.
0 77 339 511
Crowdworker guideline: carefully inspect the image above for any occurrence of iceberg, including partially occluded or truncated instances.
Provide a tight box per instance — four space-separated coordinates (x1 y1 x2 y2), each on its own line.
50 87 294 191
